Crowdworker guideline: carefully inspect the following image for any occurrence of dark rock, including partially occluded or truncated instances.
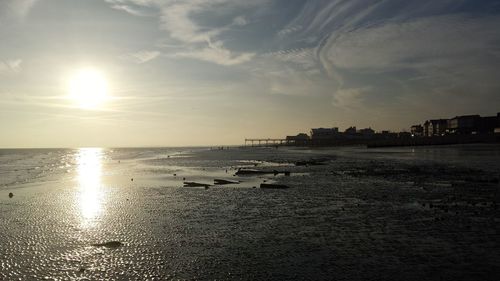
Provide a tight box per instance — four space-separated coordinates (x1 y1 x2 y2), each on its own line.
235 169 270 175
295 160 327 166
183 181 211 188
214 179 239 185
260 183 290 189
92 241 123 249
8 192 13 198
236 169 291 176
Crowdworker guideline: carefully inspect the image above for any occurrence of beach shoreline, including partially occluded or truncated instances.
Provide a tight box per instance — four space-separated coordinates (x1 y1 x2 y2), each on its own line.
1 145 499 280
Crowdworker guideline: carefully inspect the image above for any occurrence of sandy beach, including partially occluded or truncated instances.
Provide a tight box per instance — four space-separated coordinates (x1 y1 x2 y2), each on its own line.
1 145 499 280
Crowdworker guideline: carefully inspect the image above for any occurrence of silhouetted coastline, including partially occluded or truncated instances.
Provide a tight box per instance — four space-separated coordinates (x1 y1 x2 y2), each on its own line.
246 112 500 148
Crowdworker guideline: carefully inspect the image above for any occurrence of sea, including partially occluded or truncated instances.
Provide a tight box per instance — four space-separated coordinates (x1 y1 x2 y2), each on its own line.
1 144 499 280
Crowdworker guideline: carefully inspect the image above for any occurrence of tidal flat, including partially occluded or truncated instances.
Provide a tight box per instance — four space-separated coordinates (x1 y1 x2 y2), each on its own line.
1 145 499 280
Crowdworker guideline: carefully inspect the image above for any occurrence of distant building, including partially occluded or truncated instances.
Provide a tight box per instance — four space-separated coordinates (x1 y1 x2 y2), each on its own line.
286 133 310 145
344 126 357 135
398 132 412 138
423 121 430 137
310 127 339 139
496 113 500 133
410 125 424 137
479 116 497 133
427 119 448 136
286 133 309 140
358 127 375 136
380 130 398 139
435 120 449 136
447 115 481 134
282 111 500 147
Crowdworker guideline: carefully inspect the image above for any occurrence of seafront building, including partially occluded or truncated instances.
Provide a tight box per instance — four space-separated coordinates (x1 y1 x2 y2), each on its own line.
411 125 424 137
427 119 448 136
246 112 500 147
285 133 310 145
410 113 500 137
310 128 339 139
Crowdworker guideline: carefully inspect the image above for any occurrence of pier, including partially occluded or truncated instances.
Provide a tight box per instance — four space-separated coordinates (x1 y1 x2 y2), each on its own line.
244 138 288 147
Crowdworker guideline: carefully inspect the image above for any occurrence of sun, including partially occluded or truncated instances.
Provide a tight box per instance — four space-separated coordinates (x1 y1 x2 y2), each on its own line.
68 68 109 109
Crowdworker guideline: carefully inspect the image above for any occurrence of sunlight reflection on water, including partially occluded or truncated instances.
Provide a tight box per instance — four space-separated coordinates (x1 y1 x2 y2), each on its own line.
76 148 105 227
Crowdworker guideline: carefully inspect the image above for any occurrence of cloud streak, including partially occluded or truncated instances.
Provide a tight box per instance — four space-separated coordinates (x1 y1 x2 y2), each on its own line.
124 50 161 64
106 0 265 66
0 59 22 74
174 43 255 66
0 0 38 20
266 0 500 111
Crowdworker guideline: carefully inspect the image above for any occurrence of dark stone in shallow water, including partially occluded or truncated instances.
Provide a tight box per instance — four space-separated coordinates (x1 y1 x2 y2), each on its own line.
183 181 211 188
92 241 123 249
260 183 290 189
8 192 13 198
235 169 271 175
214 179 239 185
295 160 327 166
235 169 291 176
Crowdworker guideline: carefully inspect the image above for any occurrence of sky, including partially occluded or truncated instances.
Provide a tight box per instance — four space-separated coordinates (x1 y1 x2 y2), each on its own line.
1 0 500 147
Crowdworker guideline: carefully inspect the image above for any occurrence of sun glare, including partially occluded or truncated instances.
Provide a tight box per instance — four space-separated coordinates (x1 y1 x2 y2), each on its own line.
68 68 109 109
76 148 104 228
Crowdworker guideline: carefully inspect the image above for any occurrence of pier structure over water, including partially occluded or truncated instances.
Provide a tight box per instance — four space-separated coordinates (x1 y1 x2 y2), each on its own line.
244 138 289 147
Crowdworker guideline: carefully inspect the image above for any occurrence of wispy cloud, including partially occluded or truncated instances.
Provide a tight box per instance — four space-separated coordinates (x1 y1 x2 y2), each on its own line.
0 59 22 74
232 15 248 26
268 0 500 110
173 40 254 66
332 87 370 109
109 4 150 16
320 15 500 71
0 0 38 21
105 0 500 111
123 50 161 63
104 0 157 15
264 47 318 70
277 25 302 37
106 0 266 66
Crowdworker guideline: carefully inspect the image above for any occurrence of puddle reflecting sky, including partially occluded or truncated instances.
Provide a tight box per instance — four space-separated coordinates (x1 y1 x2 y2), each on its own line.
75 148 105 227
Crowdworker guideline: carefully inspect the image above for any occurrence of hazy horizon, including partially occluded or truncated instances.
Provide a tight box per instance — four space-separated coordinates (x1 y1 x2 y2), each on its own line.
1 0 500 148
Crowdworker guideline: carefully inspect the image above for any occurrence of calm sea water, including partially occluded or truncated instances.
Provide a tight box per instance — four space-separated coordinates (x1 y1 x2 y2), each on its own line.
1 144 499 280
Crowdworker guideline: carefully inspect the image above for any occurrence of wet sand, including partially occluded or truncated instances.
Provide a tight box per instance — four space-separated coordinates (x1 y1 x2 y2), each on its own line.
1 145 499 280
